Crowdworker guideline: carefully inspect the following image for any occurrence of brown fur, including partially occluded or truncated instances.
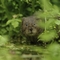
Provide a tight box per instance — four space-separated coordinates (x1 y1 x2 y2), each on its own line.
22 16 43 36
22 15 43 44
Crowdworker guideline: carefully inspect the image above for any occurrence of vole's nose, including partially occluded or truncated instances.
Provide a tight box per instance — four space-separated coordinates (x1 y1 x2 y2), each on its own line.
29 28 33 31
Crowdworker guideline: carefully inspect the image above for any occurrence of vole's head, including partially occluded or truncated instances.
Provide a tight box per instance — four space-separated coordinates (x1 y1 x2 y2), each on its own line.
22 16 40 36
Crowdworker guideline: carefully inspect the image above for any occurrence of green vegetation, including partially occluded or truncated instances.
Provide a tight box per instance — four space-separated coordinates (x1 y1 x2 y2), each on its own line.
0 0 60 60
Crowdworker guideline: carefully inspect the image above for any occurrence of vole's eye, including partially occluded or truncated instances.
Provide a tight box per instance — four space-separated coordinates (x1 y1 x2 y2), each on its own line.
26 24 28 26
34 24 35 25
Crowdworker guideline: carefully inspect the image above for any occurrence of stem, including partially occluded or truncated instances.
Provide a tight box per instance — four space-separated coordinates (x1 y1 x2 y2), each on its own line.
45 17 47 32
31 0 36 14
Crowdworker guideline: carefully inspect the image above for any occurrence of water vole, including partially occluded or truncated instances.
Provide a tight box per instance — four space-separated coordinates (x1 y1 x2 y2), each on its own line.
22 15 43 44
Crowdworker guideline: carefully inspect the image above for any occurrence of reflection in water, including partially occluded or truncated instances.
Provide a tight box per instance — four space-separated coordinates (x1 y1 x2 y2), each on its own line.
0 47 41 60
0 47 23 60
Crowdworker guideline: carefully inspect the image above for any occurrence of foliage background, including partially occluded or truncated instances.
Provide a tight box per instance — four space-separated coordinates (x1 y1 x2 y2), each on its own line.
0 0 60 60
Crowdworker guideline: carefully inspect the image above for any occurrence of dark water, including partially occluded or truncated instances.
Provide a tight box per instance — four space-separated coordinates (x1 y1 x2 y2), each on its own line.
0 47 23 60
0 47 41 60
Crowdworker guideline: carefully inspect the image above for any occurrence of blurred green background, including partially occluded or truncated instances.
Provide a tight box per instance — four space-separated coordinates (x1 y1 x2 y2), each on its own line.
0 0 60 60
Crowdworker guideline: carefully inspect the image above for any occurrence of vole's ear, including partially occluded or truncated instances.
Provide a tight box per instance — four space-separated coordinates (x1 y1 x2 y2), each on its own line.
22 17 26 25
22 17 26 20
35 17 42 21
36 18 40 20
36 17 44 21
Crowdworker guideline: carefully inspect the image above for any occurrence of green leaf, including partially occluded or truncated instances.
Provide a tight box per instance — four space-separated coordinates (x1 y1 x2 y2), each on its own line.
6 18 22 28
38 30 58 42
55 20 60 25
11 21 19 28
6 19 12 25
0 35 9 46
